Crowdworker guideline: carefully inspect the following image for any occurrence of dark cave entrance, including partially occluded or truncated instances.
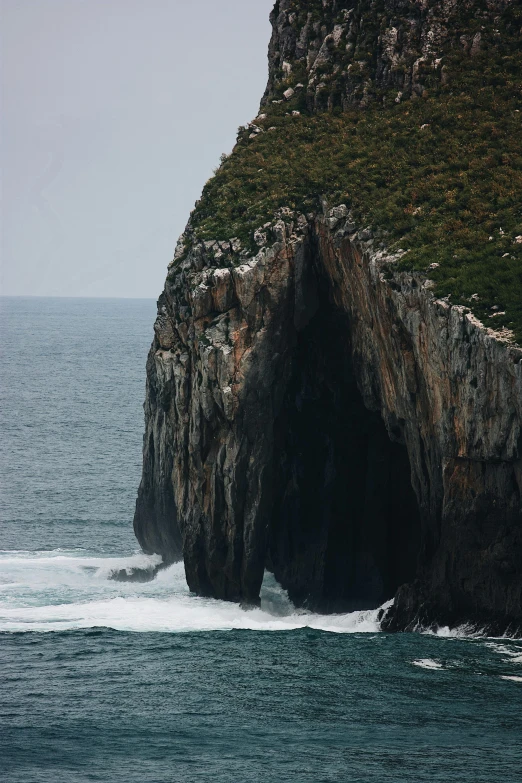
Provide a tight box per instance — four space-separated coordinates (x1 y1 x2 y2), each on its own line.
268 269 421 612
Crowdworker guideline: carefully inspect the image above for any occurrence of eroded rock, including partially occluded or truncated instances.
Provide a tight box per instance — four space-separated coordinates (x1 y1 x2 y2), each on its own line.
134 210 522 634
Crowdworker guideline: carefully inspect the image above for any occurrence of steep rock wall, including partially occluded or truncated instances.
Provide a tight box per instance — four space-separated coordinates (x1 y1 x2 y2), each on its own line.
134 210 522 632
316 218 522 632
134 0 522 633
262 0 514 111
135 222 305 603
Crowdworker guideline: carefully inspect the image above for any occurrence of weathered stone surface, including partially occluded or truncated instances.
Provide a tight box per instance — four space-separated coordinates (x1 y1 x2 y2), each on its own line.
134 208 522 633
135 232 301 603
261 0 516 111
315 220 522 633
134 0 522 634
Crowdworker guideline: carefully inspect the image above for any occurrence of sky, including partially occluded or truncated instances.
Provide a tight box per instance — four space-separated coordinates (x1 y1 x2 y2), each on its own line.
1 0 274 298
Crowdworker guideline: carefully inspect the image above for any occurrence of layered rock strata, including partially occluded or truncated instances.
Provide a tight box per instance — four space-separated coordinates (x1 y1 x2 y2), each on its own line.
134 209 522 632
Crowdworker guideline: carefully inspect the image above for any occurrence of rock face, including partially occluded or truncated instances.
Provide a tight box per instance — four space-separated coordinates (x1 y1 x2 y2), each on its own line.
315 220 522 633
134 0 522 634
134 209 522 632
262 0 513 111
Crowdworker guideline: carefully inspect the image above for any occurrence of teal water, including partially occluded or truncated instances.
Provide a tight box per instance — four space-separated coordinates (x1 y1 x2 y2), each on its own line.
1 297 521 782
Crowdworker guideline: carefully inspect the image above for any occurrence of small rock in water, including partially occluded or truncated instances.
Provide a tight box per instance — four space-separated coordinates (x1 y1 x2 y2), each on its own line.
109 564 164 583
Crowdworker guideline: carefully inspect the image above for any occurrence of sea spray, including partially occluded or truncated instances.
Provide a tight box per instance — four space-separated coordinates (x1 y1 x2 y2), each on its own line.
0 549 382 634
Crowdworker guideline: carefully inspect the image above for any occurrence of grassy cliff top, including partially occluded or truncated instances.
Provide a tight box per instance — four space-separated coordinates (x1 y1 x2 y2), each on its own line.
187 2 522 341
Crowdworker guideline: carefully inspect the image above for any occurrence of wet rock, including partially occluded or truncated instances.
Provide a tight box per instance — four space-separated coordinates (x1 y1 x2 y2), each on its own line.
108 563 167 583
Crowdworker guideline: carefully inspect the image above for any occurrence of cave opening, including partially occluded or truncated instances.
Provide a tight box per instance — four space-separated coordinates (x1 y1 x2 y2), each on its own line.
267 259 421 612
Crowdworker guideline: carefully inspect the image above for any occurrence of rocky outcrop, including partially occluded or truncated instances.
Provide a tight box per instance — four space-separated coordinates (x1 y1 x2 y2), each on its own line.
262 0 515 111
315 216 522 633
134 0 522 634
135 218 316 603
134 206 522 632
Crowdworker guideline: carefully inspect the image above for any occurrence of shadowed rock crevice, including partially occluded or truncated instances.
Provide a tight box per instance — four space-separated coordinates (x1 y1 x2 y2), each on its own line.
268 260 421 612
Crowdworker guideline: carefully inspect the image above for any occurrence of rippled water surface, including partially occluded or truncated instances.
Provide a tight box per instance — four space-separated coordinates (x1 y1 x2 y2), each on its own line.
1 297 521 782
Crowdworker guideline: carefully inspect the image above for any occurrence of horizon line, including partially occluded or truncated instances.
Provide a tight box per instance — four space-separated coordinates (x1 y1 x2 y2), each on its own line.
0 294 158 301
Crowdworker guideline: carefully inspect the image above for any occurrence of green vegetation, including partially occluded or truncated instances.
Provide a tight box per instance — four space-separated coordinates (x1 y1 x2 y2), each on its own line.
188 15 522 341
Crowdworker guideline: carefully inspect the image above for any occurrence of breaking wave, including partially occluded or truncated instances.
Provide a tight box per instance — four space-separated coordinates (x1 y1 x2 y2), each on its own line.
0 548 382 634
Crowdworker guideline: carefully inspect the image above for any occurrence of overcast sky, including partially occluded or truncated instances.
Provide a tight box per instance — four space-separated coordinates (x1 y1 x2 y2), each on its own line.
1 0 274 298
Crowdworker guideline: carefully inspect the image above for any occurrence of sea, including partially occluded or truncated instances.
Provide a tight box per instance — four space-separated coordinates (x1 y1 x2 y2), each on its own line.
1 296 521 783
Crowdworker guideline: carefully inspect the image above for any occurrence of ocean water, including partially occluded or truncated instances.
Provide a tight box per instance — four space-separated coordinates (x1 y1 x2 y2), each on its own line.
1 296 521 783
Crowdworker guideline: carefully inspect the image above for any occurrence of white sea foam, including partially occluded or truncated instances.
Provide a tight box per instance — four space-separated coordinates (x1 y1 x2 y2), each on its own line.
485 641 522 665
424 624 484 638
500 675 522 683
0 549 382 634
411 658 444 670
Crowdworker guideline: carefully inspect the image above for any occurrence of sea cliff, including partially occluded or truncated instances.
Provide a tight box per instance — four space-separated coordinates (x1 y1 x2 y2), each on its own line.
134 0 522 635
